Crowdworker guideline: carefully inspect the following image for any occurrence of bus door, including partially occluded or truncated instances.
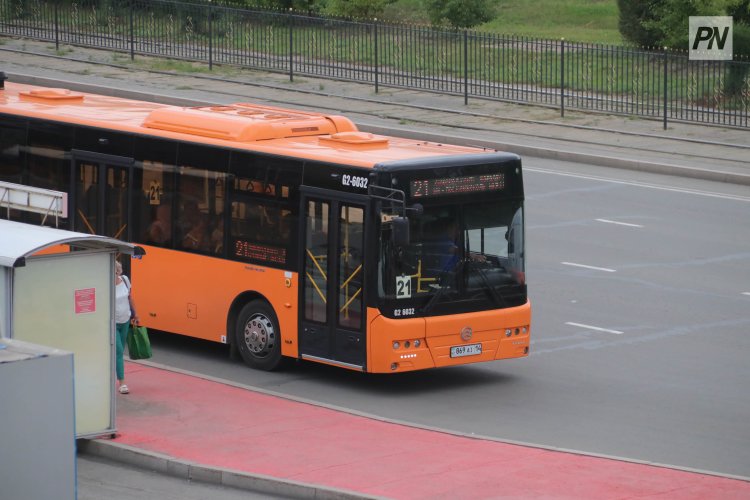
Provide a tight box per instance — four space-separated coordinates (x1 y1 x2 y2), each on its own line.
299 189 367 370
71 150 134 240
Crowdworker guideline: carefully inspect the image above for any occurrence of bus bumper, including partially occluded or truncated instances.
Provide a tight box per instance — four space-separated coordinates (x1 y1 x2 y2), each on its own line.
368 301 531 373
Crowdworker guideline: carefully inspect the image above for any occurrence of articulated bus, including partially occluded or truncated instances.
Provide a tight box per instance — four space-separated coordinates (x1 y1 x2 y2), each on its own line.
0 76 530 373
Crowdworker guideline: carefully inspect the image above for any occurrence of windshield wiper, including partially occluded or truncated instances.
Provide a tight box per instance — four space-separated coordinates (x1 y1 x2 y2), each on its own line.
469 262 507 308
421 260 463 314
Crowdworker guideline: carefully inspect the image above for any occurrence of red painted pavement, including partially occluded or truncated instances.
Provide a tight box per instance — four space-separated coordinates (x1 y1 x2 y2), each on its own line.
111 363 750 499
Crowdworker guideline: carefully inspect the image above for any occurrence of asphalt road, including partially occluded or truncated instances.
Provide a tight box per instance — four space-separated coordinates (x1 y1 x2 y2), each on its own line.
141 156 750 480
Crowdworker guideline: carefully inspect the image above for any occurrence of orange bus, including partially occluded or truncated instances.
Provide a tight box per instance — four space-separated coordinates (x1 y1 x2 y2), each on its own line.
0 77 530 373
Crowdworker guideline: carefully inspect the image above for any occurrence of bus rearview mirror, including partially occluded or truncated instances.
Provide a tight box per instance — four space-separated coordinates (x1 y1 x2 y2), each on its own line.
391 217 410 247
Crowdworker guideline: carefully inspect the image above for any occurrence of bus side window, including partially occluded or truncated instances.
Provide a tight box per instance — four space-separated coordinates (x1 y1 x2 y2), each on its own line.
175 173 227 255
0 116 27 222
140 162 176 248
228 154 302 267
24 121 73 228
177 170 210 252
0 116 26 185
134 138 178 248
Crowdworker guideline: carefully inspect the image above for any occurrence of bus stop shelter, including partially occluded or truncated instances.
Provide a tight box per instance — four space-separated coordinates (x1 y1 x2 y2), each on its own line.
0 219 144 437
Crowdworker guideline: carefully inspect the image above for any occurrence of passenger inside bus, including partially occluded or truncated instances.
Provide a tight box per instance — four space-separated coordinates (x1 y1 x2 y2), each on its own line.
145 203 172 247
180 200 209 251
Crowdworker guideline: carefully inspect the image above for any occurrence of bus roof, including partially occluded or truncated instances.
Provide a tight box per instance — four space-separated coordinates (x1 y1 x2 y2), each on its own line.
0 82 510 168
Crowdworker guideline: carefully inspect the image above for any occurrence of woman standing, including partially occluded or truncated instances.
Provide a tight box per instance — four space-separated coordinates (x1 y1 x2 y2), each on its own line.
114 260 139 394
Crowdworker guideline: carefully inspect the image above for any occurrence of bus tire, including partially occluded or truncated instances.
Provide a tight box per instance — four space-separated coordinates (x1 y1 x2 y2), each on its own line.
235 300 283 371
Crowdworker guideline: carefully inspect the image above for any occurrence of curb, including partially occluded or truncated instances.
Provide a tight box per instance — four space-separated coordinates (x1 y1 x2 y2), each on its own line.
9 73 750 187
78 439 386 500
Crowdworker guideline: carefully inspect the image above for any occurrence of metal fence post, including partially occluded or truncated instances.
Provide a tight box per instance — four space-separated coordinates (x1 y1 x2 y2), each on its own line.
374 20 379 94
208 5 213 71
464 30 469 105
663 46 668 130
129 0 134 61
560 38 565 118
289 10 294 82
54 2 59 51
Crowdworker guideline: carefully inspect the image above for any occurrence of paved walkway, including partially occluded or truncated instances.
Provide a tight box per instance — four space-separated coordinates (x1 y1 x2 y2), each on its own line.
79 362 750 499
2 36 750 498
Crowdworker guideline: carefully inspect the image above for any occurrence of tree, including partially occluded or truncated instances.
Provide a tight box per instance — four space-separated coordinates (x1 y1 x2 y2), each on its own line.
423 0 495 29
646 0 749 98
727 0 750 56
616 0 664 47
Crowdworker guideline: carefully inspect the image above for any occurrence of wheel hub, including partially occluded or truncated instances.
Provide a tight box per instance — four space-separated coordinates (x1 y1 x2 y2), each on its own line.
243 314 275 356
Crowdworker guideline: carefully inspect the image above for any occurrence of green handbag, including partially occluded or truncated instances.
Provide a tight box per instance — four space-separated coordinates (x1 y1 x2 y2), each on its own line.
127 325 152 360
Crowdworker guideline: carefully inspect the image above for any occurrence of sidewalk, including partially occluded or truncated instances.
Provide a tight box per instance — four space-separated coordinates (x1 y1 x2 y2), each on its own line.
79 361 750 499
1 37 749 186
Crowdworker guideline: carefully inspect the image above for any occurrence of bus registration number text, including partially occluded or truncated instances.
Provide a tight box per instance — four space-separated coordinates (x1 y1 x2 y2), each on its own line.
341 174 368 189
450 343 482 358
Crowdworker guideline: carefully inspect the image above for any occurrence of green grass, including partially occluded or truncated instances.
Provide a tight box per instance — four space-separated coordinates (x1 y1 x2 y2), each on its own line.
132 58 214 73
382 0 623 45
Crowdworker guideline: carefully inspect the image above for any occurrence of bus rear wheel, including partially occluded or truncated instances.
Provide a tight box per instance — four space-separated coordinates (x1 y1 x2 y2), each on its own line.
235 300 282 371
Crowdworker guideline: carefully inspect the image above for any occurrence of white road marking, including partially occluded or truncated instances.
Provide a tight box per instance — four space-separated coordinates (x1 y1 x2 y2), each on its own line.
565 322 624 334
596 218 644 228
526 167 750 203
561 262 617 273
743 292 750 296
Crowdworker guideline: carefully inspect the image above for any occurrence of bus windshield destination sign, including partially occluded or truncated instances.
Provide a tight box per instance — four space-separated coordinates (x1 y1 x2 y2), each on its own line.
410 173 505 198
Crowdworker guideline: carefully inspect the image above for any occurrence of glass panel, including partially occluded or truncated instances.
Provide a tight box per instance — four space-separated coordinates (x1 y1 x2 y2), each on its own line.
229 172 297 265
176 166 226 254
75 161 99 234
0 117 26 186
22 125 71 228
463 202 525 282
104 165 128 239
338 206 364 330
379 200 526 308
137 159 176 248
304 200 329 323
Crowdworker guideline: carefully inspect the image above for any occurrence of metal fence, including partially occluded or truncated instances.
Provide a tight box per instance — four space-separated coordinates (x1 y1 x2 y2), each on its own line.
1 0 748 128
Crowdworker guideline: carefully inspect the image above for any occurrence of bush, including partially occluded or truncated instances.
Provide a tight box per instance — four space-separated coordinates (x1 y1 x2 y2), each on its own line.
324 0 395 19
423 0 495 29
617 0 663 47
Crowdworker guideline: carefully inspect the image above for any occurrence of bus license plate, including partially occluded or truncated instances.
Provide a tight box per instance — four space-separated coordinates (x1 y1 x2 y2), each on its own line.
450 343 482 358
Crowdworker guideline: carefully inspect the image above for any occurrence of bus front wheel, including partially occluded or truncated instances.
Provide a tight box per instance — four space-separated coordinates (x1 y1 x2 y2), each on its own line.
235 300 282 371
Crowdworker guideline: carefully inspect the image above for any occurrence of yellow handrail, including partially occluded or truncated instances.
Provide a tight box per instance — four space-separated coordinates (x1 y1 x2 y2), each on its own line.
306 248 328 281
305 271 327 304
76 209 96 234
339 287 362 313
339 264 362 289
113 223 127 240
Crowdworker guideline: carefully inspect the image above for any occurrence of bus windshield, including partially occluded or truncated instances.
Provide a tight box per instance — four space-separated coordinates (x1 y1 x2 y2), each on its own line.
378 200 525 315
